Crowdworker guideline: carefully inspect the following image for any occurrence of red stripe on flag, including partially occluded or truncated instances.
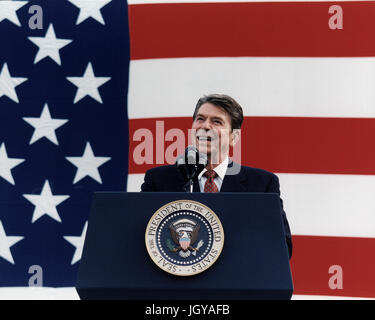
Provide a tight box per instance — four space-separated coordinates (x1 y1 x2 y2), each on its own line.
291 235 375 298
128 2 375 59
129 117 375 175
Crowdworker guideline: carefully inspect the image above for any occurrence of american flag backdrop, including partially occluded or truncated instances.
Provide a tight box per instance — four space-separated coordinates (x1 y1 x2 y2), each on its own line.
1 0 375 299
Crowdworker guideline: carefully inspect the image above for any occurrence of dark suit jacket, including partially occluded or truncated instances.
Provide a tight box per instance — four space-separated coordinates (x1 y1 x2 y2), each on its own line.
141 161 292 258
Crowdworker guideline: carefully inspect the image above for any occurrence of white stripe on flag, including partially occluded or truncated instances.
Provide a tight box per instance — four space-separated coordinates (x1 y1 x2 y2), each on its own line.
128 57 375 119
127 173 375 238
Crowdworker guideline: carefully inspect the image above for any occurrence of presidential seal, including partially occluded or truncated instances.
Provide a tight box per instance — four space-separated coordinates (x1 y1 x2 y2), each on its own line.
145 200 224 276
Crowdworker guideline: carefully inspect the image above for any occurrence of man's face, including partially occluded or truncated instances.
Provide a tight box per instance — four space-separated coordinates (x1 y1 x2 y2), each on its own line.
192 103 235 165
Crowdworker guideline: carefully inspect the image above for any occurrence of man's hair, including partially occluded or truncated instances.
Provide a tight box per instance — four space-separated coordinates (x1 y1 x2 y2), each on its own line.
193 94 244 131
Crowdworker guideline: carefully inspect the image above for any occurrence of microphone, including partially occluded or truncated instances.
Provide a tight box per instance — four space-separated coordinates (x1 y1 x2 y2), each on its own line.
176 146 208 192
186 145 198 165
176 146 207 170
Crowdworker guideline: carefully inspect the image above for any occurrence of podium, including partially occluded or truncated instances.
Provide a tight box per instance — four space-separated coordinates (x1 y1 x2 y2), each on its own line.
76 192 293 300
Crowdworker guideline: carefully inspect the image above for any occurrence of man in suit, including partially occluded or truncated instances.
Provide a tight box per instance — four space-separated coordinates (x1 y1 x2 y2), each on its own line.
141 94 292 258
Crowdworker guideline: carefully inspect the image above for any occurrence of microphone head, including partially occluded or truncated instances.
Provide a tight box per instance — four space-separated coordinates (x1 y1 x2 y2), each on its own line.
198 151 208 167
186 146 199 165
176 154 186 166
176 146 208 182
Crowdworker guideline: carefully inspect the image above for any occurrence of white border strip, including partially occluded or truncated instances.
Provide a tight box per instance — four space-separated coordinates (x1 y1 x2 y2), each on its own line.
0 287 372 300
0 287 80 300
128 0 373 4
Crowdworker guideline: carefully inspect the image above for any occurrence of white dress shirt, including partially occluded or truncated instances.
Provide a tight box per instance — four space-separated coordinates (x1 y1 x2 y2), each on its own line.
198 157 229 192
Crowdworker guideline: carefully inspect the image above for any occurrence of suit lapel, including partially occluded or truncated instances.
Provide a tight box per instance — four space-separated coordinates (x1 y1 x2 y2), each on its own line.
220 161 247 192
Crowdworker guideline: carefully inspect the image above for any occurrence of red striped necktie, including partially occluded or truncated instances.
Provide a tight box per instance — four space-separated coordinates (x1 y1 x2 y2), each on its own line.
203 170 219 193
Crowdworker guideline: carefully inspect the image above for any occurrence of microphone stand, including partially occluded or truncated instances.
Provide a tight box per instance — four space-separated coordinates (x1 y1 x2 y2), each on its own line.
183 166 198 193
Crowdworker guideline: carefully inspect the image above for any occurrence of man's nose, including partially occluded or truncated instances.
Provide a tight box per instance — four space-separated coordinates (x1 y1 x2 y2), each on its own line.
200 119 212 130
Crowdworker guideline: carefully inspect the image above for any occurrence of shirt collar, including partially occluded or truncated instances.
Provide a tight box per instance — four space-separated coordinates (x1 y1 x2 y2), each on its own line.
198 157 229 180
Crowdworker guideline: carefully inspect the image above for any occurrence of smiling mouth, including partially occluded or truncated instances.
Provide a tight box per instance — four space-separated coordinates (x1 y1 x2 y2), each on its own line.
197 136 214 142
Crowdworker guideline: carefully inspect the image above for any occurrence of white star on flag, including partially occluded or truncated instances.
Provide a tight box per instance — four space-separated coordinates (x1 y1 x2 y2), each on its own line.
28 24 73 65
64 222 88 265
23 180 70 223
66 62 111 104
23 103 69 145
0 143 25 185
0 63 27 103
68 0 112 25
0 220 23 264
0 1 28 27
66 142 111 184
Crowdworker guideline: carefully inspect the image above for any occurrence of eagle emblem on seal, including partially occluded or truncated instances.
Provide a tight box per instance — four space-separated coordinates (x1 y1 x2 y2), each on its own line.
167 218 204 258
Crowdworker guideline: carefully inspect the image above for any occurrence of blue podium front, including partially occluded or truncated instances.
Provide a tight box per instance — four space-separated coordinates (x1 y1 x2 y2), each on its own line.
76 192 293 300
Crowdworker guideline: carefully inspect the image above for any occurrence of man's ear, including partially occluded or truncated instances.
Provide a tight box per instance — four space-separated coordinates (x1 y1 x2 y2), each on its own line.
230 129 241 147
